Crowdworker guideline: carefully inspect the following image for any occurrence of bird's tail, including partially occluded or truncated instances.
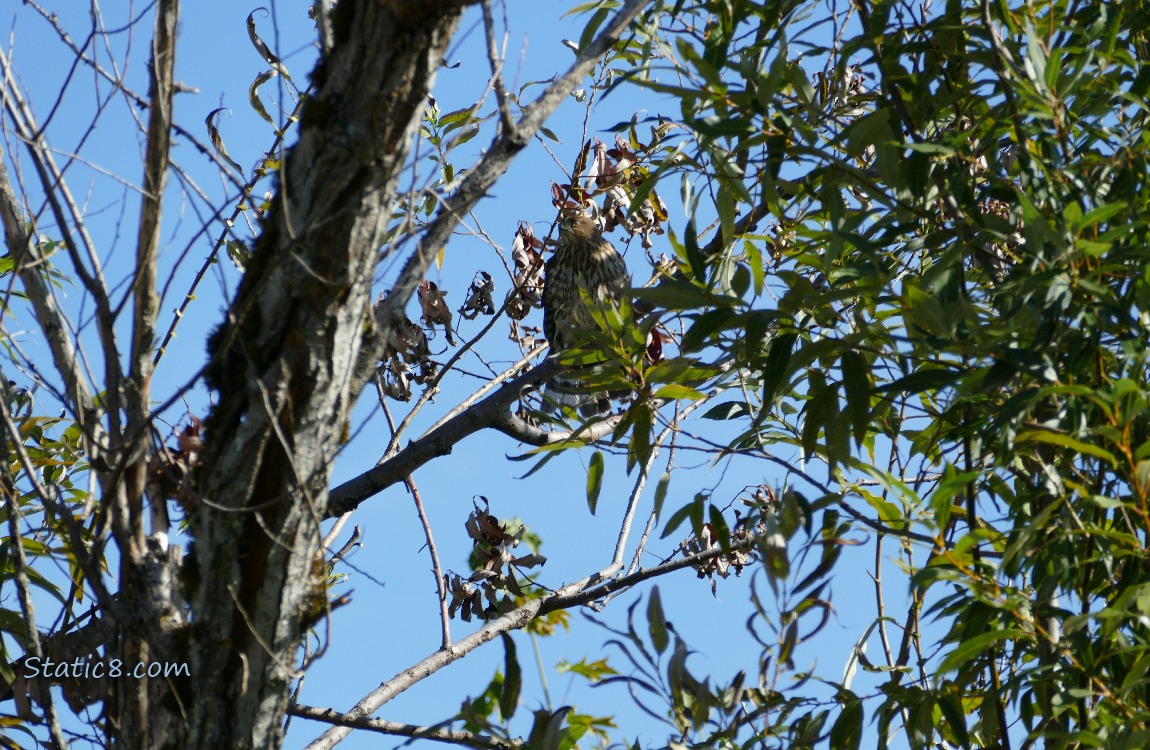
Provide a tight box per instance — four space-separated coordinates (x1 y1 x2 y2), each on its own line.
544 377 630 418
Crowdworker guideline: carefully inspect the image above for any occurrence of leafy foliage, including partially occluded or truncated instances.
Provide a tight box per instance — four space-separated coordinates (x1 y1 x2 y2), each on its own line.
5 0 1150 748
572 0 1150 746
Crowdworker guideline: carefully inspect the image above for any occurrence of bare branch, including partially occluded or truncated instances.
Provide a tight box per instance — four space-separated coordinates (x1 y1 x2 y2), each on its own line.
153 87 311 366
481 0 516 136
23 0 247 191
304 540 741 749
0 134 105 458
417 344 546 441
326 359 631 517
291 704 524 750
378 396 453 647
125 0 179 549
0 55 124 437
408 476 452 647
608 397 709 570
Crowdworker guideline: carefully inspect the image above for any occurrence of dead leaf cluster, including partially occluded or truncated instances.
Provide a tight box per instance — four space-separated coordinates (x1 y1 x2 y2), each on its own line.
553 136 669 249
458 270 495 320
506 221 545 321
417 279 455 345
445 498 546 623
680 495 775 594
379 311 437 402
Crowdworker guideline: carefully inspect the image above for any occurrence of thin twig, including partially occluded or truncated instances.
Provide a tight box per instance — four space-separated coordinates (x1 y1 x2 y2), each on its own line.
629 409 681 575
481 0 517 137
406 476 452 649
379 397 452 648
1 55 126 443
0 94 109 473
24 0 247 191
152 87 313 366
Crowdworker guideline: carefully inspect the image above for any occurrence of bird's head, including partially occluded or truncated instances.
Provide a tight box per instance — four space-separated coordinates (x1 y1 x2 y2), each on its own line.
558 213 598 240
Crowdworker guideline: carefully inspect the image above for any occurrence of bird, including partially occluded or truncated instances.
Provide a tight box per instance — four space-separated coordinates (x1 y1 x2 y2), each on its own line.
542 214 631 416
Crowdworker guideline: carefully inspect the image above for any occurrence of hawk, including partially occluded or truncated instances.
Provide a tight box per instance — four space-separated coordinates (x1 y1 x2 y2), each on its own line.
542 214 630 416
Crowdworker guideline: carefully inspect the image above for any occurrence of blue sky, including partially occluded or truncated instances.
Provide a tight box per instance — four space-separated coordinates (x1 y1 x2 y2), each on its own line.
1 2 927 748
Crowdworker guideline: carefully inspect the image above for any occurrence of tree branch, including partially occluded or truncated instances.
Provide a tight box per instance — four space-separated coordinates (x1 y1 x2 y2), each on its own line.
291 704 524 750
326 358 626 517
0 131 105 461
23 0 248 191
304 539 742 749
127 0 179 546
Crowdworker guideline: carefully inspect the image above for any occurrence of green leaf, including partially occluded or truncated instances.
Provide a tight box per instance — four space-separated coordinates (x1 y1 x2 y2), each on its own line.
938 681 970 746
578 6 611 53
452 124 481 148
557 724 589 750
509 436 592 479
876 366 959 394
647 586 669 654
840 351 870 446
701 402 749 420
528 707 573 750
1023 22 1048 90
716 185 736 251
645 356 723 385
652 384 706 400
683 220 707 284
1074 201 1127 233
499 633 521 720
856 488 904 527
680 173 695 215
661 494 705 539
1015 430 1117 468
562 0 615 16
829 694 863 750
844 108 892 158
681 308 738 353
801 371 831 458
556 657 618 681
937 629 1026 676
744 238 765 295
760 333 797 408
439 104 479 131
904 141 956 155
630 280 740 310
653 471 671 518
627 403 654 474
586 450 604 514
709 504 732 556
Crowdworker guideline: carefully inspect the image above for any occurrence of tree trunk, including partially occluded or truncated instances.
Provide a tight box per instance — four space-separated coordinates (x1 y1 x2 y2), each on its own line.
167 2 474 746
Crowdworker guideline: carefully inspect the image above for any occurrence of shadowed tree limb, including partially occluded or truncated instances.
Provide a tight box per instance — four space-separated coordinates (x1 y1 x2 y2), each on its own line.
327 359 626 517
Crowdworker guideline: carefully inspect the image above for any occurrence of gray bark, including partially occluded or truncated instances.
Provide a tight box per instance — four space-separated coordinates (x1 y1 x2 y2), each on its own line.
186 2 474 747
